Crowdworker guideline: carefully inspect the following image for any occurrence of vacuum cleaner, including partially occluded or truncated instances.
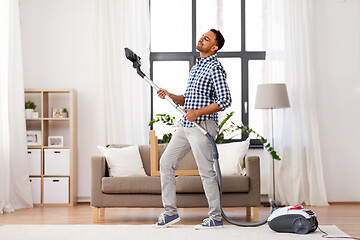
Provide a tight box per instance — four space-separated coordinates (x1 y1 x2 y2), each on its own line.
124 48 321 233
268 205 318 234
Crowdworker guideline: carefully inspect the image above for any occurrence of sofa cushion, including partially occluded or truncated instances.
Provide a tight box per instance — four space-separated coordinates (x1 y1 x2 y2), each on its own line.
176 176 249 193
102 176 161 194
217 139 250 176
107 144 151 176
97 145 147 177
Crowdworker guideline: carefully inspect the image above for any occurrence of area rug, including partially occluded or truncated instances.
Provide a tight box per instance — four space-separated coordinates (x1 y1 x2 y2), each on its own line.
0 224 350 240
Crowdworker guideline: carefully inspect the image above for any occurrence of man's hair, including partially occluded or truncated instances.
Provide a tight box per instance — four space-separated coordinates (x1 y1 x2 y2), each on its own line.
210 29 225 52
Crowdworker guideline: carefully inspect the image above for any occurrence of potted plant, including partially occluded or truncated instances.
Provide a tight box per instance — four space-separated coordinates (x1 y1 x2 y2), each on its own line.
149 111 280 160
25 101 36 119
62 108 68 118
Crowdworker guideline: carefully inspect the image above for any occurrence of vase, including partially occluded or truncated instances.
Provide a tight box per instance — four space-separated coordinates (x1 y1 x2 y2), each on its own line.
25 109 34 119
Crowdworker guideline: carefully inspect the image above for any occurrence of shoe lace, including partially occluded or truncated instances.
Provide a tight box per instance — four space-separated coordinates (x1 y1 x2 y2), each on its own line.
158 213 165 224
202 218 215 226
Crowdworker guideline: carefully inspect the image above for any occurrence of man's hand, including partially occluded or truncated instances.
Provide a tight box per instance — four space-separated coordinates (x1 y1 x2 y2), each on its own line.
184 109 200 122
157 88 168 99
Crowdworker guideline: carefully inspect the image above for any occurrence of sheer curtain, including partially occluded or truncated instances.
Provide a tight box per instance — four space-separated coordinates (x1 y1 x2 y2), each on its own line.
0 0 33 214
264 0 328 205
94 0 150 145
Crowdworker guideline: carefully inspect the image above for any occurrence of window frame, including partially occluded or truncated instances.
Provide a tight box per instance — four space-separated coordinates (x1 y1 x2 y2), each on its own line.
150 0 265 148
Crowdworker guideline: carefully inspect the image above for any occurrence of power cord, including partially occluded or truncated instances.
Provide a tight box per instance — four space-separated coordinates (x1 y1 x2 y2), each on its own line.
318 226 360 240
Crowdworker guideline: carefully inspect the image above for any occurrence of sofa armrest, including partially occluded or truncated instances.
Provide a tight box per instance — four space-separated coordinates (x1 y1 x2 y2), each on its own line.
91 156 106 207
244 156 261 205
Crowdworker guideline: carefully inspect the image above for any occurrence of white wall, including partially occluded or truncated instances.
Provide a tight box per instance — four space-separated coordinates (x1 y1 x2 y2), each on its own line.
313 0 360 201
20 0 360 202
20 0 102 202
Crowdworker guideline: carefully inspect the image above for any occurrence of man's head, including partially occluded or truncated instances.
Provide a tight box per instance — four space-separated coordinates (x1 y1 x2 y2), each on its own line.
196 29 225 57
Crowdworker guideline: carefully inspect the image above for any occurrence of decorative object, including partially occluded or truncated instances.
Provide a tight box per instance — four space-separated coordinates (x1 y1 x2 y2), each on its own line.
52 107 63 118
255 83 290 201
25 101 36 119
97 145 147 177
149 112 280 160
32 112 39 118
217 138 250 176
26 130 42 146
62 108 68 118
48 136 64 147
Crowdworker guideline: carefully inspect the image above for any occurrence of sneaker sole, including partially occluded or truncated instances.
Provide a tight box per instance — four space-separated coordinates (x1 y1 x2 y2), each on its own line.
154 217 181 228
194 225 224 230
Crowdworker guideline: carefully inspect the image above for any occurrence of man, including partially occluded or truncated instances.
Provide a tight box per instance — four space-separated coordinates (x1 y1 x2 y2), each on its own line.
154 29 232 230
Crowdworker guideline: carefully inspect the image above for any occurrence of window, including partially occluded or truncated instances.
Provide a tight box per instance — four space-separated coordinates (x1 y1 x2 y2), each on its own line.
150 0 266 145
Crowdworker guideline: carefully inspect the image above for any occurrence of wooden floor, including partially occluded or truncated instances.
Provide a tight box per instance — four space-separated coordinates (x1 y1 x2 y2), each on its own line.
0 203 359 238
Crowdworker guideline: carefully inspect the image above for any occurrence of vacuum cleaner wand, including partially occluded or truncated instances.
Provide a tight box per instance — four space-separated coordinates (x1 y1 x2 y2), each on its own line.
125 47 277 227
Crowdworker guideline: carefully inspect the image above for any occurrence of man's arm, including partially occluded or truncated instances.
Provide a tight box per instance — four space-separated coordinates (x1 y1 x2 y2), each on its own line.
184 103 221 122
157 88 185 106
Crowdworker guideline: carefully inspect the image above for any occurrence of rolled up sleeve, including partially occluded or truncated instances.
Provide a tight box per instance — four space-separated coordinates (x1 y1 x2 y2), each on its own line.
211 66 232 111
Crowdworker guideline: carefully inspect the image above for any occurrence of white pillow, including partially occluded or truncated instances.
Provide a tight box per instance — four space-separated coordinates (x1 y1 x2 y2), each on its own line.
216 138 250 176
97 145 147 177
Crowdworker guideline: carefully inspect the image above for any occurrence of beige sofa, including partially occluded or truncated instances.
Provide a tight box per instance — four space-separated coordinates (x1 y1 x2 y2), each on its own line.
91 132 261 223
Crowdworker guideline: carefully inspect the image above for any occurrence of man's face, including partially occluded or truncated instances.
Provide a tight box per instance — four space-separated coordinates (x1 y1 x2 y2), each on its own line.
196 31 218 54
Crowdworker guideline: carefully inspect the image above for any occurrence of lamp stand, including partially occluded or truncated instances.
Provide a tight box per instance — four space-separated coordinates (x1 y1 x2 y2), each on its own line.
271 108 276 202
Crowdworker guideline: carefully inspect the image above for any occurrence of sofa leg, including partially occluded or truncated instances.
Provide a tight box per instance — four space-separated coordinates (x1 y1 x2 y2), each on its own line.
93 207 99 223
246 207 251 217
100 208 105 217
253 207 259 222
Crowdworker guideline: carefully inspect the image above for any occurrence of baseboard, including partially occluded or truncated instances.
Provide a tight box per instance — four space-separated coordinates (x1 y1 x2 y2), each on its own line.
77 196 90 203
76 195 360 205
329 202 360 205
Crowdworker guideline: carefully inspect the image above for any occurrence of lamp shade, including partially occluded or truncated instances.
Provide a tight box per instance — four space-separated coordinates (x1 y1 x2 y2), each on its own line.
255 83 290 109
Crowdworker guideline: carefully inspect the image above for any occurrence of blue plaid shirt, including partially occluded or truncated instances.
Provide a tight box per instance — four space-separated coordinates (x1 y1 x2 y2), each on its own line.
181 54 232 127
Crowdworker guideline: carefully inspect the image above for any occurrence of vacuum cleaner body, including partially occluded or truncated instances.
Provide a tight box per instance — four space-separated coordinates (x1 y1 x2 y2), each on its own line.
267 205 318 234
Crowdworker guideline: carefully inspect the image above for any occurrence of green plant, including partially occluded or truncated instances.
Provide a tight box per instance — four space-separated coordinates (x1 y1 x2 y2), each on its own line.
25 101 36 110
149 111 281 160
149 114 181 143
215 111 280 160
63 108 68 113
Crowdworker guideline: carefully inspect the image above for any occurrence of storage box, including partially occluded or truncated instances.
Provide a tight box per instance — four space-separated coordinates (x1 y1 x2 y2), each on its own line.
29 177 41 204
43 177 69 204
44 149 70 175
27 149 41 175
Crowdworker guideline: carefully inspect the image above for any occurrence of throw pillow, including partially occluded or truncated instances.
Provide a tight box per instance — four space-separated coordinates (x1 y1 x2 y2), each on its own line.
97 145 147 177
217 138 250 176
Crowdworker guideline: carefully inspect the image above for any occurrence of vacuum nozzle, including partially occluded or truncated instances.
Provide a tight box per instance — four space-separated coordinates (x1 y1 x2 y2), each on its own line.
124 47 145 78
125 48 141 65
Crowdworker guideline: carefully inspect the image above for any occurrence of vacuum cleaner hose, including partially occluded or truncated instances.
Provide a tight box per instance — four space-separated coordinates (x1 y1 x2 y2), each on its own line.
125 47 277 227
206 133 277 226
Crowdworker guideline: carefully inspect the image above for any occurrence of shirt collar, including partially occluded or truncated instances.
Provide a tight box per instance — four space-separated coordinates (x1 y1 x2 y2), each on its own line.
197 53 217 64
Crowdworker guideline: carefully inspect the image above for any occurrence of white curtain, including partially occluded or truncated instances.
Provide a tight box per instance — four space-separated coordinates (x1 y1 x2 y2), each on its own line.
264 0 328 205
94 0 150 145
0 0 33 214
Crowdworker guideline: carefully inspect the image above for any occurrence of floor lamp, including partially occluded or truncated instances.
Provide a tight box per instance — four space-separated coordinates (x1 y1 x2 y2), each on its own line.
254 83 290 202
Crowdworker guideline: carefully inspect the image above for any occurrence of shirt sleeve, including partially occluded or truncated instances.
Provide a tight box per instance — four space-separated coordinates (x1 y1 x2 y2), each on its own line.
211 65 232 111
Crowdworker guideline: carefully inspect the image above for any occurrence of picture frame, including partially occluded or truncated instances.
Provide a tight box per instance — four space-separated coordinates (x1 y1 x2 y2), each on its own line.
52 107 63 118
48 136 64 147
27 130 42 146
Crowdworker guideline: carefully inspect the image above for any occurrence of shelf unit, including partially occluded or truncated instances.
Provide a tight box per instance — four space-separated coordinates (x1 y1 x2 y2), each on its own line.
25 88 77 206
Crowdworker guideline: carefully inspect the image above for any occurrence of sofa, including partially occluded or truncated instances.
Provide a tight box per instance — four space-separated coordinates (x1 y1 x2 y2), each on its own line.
91 131 261 223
